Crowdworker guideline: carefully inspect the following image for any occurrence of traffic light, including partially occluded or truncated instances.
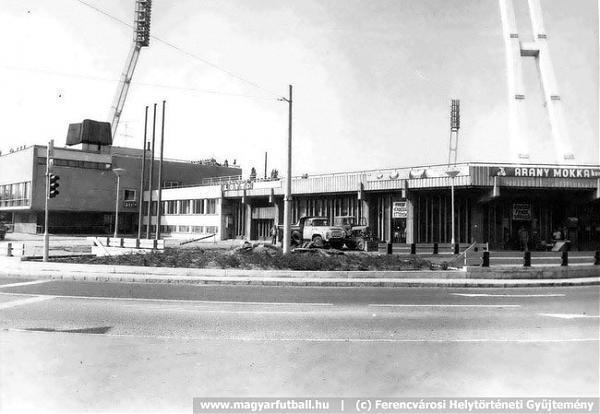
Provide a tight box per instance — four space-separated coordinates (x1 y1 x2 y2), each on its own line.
49 174 60 198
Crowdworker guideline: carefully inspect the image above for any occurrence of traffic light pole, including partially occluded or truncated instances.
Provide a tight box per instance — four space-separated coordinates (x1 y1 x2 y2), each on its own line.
43 140 53 262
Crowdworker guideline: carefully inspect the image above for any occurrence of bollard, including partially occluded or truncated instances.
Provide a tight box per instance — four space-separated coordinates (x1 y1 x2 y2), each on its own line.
433 243 438 255
386 242 392 255
410 243 416 255
6 242 12 257
523 250 531 267
595 250 600 265
453 243 459 255
561 250 568 267
482 251 490 267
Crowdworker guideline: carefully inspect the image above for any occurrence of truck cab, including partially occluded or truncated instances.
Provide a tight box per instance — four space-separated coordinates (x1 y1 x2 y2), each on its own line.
289 216 346 248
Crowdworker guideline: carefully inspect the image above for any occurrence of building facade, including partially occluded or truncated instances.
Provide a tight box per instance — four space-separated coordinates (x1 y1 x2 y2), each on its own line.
0 144 241 234
144 162 600 250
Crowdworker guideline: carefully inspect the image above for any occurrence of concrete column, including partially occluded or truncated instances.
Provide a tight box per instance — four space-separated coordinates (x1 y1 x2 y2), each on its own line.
244 203 252 240
470 201 484 243
405 194 415 244
527 0 572 160
499 0 528 160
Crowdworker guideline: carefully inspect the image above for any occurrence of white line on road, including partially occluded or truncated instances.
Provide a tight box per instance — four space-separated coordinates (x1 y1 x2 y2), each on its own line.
452 293 565 298
538 313 600 319
369 304 521 308
0 280 52 289
0 292 333 307
0 295 54 310
5 328 598 343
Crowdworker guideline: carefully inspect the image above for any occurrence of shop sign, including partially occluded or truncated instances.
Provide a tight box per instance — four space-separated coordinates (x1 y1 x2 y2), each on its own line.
392 201 408 218
491 166 600 179
512 203 532 221
123 201 137 208
222 181 253 191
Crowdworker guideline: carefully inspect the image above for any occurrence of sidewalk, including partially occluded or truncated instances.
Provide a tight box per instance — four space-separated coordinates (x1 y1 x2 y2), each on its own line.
0 256 598 288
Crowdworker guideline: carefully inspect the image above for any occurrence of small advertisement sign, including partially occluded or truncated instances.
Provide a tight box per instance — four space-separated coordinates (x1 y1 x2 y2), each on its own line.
392 201 408 218
512 203 532 221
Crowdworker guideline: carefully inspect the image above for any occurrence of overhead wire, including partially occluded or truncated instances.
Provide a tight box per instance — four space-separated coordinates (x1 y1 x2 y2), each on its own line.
0 64 274 100
73 0 283 100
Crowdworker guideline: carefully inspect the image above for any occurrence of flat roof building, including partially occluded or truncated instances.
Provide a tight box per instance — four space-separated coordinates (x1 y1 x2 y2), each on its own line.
144 162 600 251
0 143 241 234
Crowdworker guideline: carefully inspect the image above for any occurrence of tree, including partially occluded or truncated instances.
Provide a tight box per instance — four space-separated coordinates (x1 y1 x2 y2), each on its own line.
270 168 279 179
249 167 257 181
224 159 229 167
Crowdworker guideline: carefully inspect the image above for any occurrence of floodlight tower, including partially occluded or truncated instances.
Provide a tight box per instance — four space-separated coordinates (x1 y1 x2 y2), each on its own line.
109 0 152 140
499 0 573 162
448 99 460 166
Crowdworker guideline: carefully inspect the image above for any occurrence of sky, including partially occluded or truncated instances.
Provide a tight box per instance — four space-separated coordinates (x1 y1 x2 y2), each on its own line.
0 0 597 177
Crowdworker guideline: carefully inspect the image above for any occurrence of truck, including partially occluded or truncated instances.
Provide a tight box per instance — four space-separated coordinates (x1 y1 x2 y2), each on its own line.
281 216 346 249
333 216 371 250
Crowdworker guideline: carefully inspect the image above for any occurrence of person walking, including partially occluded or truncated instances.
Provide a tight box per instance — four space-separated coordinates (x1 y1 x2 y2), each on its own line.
518 226 529 251
270 224 278 245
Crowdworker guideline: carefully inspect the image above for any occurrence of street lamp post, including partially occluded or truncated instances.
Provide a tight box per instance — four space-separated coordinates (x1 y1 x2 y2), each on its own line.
279 85 293 254
113 168 126 238
446 169 460 248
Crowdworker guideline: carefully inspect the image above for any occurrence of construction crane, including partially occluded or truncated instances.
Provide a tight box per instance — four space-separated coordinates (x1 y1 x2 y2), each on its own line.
109 0 152 140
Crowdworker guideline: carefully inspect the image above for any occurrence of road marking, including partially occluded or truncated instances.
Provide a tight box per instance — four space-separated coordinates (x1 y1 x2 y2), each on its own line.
0 280 52 289
0 295 54 309
369 304 521 308
538 313 600 319
452 293 565 298
0 292 333 307
5 328 598 343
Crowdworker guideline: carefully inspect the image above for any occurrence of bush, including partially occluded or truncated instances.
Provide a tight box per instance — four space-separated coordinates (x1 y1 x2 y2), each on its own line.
50 247 429 271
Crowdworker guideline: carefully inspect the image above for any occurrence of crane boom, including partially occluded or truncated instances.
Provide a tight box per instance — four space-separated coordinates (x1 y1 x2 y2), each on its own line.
109 0 152 140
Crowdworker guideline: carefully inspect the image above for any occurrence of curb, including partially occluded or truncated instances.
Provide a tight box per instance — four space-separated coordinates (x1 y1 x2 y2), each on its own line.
0 257 598 287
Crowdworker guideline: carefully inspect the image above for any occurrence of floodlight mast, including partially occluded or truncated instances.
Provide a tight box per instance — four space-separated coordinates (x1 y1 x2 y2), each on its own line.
109 0 152 140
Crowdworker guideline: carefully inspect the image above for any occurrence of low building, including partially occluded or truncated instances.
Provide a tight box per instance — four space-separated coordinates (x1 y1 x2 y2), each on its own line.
144 162 600 250
0 143 241 234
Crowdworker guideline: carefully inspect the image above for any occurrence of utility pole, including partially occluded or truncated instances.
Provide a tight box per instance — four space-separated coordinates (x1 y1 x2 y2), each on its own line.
280 85 293 254
146 103 157 238
264 151 268 179
156 100 166 240
43 139 53 262
137 106 148 239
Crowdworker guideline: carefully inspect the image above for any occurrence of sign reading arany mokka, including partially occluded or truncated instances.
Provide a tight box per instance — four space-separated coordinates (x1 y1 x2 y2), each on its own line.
491 166 600 178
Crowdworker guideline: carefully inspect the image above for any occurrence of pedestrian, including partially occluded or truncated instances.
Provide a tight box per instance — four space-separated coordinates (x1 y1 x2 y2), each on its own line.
518 226 529 251
271 224 277 245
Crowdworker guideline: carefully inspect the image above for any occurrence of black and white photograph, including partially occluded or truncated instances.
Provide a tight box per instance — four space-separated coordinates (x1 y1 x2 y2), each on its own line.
0 0 598 413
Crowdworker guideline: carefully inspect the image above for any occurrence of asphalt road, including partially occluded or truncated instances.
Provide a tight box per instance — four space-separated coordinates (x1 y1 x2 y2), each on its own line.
0 279 598 413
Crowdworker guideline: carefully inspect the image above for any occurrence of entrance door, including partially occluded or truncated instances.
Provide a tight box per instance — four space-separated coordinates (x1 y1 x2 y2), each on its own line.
392 218 406 243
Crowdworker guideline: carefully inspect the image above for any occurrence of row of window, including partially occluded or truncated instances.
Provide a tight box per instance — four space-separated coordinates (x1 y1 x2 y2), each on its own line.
163 199 218 215
38 157 111 170
0 182 31 207
144 225 219 234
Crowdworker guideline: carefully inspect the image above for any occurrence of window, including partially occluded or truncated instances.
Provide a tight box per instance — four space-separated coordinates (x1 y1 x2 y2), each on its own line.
193 199 204 214
164 181 182 188
205 226 218 234
192 226 204 233
166 201 177 215
179 200 191 215
177 225 191 233
124 190 136 201
0 181 32 207
206 199 217 214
